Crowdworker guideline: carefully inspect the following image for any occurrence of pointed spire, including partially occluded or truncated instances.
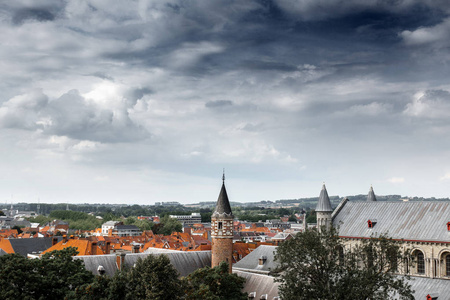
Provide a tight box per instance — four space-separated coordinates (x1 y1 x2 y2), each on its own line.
367 185 377 201
212 172 233 217
316 183 333 212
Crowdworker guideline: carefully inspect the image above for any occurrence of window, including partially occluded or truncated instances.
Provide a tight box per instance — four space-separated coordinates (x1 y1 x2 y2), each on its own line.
446 255 450 276
218 222 223 230
417 252 425 274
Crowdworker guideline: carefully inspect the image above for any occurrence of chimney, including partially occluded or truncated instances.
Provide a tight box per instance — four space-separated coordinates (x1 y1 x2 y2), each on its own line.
52 237 58 246
63 235 67 243
116 252 126 271
105 241 111 255
133 245 140 254
91 242 97 255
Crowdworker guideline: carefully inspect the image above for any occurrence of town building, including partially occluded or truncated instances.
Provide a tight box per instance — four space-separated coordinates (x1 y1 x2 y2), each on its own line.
169 213 201 227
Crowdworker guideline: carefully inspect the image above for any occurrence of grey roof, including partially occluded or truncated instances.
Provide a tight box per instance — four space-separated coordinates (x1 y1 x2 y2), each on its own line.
316 183 333 212
333 201 450 241
233 270 280 300
393 276 450 299
76 249 211 277
212 183 233 217
367 186 377 201
0 249 6 256
233 245 278 274
7 237 57 257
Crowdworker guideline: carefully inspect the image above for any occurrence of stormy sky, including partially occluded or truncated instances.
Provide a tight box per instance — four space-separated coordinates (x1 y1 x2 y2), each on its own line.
1 0 450 205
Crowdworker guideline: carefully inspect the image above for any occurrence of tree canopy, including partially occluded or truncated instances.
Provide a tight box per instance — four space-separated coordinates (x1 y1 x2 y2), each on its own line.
182 262 247 300
273 227 414 300
0 247 94 300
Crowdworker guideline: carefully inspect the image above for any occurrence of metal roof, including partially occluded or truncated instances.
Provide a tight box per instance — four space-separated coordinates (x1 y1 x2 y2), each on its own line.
316 184 333 212
367 186 377 201
76 249 211 277
333 201 450 241
233 270 280 300
212 183 233 217
393 276 450 299
233 245 278 273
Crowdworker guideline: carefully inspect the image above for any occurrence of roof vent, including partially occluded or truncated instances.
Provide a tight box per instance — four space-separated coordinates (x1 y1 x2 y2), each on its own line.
447 222 450 231
426 293 438 300
273 297 279 300
260 294 268 300
259 255 267 265
248 292 256 299
97 265 105 276
368 219 377 228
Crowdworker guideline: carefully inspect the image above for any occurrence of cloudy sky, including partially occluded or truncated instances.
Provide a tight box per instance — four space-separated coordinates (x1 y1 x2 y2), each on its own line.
1 0 450 205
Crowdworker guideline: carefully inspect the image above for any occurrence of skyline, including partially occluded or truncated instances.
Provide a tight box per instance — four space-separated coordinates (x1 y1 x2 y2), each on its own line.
1 1 450 204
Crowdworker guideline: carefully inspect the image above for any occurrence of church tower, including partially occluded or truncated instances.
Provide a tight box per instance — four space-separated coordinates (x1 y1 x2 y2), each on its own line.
367 185 377 201
211 172 234 273
315 183 333 232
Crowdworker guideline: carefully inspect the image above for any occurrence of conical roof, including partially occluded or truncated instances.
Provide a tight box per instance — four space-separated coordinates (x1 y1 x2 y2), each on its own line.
367 186 377 201
316 183 333 212
212 180 233 217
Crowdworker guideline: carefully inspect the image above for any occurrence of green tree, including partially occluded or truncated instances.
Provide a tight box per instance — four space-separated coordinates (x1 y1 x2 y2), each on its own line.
153 215 182 235
274 227 414 300
0 210 4 216
0 247 94 300
126 254 184 300
183 262 247 300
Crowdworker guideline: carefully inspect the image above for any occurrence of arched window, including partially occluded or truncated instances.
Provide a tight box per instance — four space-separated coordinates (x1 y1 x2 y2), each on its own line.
417 252 425 274
446 254 450 276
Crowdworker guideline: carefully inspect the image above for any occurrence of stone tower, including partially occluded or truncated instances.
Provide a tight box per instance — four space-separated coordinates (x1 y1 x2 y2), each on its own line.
315 183 333 232
211 173 234 273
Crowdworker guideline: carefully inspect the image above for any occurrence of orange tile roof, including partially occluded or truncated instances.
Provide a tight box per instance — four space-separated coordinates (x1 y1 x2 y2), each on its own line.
0 239 14 254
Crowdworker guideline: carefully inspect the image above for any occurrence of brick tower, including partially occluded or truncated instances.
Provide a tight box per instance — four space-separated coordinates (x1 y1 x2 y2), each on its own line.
211 172 234 273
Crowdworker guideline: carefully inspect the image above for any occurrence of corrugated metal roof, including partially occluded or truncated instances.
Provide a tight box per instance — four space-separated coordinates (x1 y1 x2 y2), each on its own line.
76 249 211 277
233 270 280 300
316 184 333 212
393 276 450 299
233 245 278 273
333 201 450 241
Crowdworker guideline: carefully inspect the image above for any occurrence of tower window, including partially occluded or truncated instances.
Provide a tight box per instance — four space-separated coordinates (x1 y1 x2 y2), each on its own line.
218 222 223 229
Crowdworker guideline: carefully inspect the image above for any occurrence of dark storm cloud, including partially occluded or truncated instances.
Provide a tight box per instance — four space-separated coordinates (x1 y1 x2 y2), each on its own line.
12 8 55 25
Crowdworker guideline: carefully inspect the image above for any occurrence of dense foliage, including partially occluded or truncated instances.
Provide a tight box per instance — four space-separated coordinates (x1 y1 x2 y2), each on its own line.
0 247 94 300
274 227 414 300
72 256 245 300
183 262 247 300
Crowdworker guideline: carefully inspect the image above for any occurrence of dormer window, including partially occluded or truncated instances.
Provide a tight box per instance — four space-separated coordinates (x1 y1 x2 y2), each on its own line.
368 219 377 228
259 256 267 265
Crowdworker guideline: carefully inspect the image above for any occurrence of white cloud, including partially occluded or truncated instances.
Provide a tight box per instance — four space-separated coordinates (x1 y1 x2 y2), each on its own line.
404 89 450 118
388 177 405 183
439 173 450 181
401 18 450 46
